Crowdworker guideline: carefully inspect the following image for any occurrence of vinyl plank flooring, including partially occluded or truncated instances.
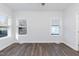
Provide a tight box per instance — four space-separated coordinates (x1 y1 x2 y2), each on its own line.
51 43 65 56
0 43 78 56
59 43 79 56
0 43 20 56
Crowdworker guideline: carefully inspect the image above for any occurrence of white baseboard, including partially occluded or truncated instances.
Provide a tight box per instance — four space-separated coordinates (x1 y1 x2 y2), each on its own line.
63 41 78 51
16 41 62 44
0 37 15 51
0 42 15 51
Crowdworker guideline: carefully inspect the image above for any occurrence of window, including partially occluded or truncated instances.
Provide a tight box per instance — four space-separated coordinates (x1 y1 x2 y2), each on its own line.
0 27 7 37
0 16 8 37
18 19 27 35
51 25 60 35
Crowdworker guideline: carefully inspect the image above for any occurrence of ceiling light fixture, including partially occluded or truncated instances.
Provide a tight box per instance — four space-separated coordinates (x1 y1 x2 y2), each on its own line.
41 3 45 6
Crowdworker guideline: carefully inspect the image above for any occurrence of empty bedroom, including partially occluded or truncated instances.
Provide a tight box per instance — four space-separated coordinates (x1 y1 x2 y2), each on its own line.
0 3 79 56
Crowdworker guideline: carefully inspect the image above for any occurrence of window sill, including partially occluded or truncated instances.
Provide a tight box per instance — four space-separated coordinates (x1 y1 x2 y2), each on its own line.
51 34 60 36
51 34 60 35
0 36 10 40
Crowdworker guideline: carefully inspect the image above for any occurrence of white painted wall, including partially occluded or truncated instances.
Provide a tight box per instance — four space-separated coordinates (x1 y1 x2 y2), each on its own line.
0 4 15 50
14 11 63 43
63 4 79 51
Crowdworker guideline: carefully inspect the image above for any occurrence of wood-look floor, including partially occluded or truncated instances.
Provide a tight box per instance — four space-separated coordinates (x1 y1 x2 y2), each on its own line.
0 43 79 56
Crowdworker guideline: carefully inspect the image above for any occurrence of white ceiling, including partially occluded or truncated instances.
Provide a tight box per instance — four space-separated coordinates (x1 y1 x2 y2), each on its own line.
3 3 73 11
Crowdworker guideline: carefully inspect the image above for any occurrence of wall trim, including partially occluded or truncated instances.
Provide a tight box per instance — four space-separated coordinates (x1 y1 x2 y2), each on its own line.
63 41 78 51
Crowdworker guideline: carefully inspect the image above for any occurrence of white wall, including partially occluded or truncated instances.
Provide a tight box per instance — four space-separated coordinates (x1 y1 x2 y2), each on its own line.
63 4 79 51
0 4 15 50
14 11 63 43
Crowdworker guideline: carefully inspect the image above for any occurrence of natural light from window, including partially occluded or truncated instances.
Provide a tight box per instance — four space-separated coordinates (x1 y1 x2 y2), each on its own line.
51 25 60 35
0 16 8 37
